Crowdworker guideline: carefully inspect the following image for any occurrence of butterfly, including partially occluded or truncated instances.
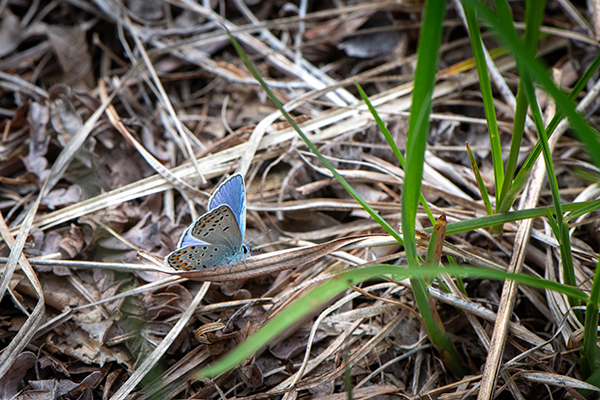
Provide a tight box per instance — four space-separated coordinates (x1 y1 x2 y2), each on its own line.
166 173 250 270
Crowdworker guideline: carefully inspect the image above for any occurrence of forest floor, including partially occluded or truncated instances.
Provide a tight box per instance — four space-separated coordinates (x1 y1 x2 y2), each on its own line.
0 1 599 399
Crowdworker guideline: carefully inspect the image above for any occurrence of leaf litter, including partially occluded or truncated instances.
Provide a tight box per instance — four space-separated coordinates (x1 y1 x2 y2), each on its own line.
0 1 599 399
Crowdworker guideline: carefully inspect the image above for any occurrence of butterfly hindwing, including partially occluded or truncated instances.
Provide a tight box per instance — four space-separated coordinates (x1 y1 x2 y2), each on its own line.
166 243 228 270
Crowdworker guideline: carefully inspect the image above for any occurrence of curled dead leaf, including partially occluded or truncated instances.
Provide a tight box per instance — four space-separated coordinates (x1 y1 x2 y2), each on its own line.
138 235 370 281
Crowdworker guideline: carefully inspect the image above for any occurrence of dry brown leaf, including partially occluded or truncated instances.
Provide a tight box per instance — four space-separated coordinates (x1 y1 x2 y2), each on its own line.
46 25 94 88
46 325 130 367
0 351 36 399
49 85 95 168
0 9 24 58
41 186 82 211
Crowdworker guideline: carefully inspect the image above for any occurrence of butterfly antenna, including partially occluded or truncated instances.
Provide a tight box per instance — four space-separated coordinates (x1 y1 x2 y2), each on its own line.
245 229 271 252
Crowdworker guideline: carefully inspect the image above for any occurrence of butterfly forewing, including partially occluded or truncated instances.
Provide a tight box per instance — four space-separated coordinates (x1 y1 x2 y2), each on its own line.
208 174 246 242
177 224 207 248
190 205 242 248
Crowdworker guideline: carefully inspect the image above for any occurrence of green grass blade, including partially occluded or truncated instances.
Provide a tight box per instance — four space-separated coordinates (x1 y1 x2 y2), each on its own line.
403 0 447 264
354 82 435 225
225 31 404 245
583 259 600 379
198 264 590 379
517 0 578 297
504 51 600 211
544 208 560 238
410 273 464 376
434 200 600 235
521 72 563 235
491 0 529 219
466 143 493 215
566 197 600 221
465 0 600 169
403 0 465 376
463 3 503 196
493 0 545 218
522 71 577 302
494 82 527 220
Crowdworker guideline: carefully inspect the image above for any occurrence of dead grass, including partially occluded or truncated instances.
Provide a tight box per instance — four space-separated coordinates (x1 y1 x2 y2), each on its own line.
0 1 599 399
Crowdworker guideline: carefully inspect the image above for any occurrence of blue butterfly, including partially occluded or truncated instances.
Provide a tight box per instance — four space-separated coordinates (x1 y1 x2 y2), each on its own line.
166 174 249 270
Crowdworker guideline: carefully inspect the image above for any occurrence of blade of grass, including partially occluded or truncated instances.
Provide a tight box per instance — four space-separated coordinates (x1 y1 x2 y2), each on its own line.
403 0 446 265
502 51 600 213
465 0 600 168
225 30 404 246
198 264 590 379
490 0 531 224
466 142 493 215
522 73 579 322
544 208 560 238
523 71 579 290
463 3 503 197
436 199 600 236
583 258 600 380
519 10 577 299
566 197 600 221
403 0 465 376
355 82 435 225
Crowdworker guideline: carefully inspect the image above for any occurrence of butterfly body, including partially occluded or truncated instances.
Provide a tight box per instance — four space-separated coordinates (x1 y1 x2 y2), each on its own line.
166 174 249 270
